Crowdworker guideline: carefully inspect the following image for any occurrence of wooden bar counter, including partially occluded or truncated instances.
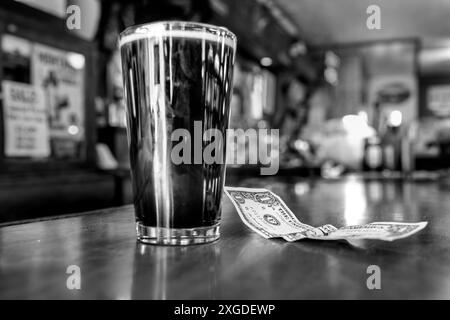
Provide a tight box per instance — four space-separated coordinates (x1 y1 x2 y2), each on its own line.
1 176 449 299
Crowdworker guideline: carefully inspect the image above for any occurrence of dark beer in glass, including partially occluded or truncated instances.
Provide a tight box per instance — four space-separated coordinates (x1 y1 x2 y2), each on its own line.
119 21 236 245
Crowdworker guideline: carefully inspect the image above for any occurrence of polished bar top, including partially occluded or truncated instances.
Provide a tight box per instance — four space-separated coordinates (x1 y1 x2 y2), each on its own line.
1 176 449 299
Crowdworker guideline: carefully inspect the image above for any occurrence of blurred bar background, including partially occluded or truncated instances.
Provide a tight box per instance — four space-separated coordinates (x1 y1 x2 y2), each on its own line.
1 0 450 223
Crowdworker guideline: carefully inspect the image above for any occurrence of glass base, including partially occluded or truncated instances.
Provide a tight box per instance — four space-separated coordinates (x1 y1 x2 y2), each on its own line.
136 222 220 245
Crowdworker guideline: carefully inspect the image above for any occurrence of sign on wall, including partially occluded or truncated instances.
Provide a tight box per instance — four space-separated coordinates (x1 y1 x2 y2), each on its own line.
2 80 50 157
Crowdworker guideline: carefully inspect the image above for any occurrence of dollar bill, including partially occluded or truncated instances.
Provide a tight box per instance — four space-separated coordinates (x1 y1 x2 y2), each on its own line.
284 222 428 242
223 187 315 240
224 187 428 242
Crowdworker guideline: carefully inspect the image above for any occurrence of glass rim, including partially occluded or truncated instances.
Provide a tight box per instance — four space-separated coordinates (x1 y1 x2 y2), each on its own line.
118 20 237 49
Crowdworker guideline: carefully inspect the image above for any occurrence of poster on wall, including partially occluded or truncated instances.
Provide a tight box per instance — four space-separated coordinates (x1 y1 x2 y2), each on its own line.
31 43 85 140
2 80 50 157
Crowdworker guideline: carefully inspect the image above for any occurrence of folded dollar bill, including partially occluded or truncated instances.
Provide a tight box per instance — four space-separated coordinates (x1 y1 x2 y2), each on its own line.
224 187 427 242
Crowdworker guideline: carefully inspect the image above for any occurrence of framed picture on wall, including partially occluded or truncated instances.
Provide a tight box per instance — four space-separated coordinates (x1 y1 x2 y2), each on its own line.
1 34 87 159
0 1 96 172
426 84 450 118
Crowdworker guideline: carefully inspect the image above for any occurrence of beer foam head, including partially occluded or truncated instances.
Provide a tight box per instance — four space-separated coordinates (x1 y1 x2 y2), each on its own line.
119 21 237 49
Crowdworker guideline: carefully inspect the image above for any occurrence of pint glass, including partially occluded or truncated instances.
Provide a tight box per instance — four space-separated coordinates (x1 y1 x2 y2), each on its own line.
119 21 236 245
